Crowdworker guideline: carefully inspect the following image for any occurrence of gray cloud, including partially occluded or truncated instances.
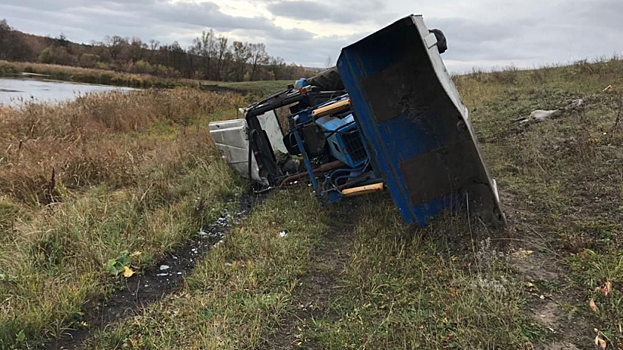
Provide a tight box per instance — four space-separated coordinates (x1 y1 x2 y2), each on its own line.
267 1 336 21
423 0 623 72
0 0 317 64
266 0 392 25
1 0 622 71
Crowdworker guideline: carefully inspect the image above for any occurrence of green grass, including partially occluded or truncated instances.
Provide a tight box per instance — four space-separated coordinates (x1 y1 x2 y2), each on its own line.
456 56 623 346
87 189 331 349
2 56 622 349
296 199 542 349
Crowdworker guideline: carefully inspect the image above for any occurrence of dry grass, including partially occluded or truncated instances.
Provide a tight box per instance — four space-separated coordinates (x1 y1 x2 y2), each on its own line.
0 88 243 204
455 55 623 346
0 88 246 348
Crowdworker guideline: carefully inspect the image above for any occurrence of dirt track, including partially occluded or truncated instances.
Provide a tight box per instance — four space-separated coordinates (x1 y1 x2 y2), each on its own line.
41 195 258 350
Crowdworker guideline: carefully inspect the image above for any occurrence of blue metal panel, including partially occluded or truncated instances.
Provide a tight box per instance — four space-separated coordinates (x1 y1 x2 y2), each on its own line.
338 15 504 226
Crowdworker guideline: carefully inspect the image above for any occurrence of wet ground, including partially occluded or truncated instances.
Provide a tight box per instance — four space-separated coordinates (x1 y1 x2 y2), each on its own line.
42 194 259 350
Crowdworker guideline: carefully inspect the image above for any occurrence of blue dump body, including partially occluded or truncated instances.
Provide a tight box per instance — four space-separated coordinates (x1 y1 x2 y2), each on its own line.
338 15 505 226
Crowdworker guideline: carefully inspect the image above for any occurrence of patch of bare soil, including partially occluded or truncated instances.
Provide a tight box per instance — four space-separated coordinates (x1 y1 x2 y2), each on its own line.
41 194 258 350
261 209 355 350
503 202 595 349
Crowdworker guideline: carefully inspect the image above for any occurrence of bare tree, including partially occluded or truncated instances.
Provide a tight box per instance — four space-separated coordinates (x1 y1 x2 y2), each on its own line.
232 41 252 81
324 55 332 68
199 30 216 80
215 35 228 80
149 39 160 50
249 43 269 81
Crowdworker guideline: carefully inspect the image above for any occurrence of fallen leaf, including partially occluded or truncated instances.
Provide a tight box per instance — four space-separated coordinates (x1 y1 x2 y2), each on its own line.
512 248 534 259
603 280 612 297
448 287 461 296
589 298 599 313
122 266 135 278
594 335 607 349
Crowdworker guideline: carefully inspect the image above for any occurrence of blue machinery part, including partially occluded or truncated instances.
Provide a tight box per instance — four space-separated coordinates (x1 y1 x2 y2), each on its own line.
290 95 374 205
292 126 320 193
337 15 505 226
316 114 366 168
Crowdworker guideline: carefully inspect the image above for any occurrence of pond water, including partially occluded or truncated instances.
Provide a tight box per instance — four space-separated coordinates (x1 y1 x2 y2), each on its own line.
0 77 134 107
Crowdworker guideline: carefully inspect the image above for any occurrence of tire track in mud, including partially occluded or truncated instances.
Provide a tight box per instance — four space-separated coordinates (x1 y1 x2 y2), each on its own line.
41 193 261 350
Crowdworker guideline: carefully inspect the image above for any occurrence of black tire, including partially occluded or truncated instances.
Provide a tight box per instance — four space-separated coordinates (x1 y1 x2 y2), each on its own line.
307 66 345 91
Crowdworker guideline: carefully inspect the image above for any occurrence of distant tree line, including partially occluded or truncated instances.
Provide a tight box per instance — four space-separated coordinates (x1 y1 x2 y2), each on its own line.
0 19 315 82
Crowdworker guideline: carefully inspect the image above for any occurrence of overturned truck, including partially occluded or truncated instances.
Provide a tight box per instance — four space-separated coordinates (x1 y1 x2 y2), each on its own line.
209 15 505 226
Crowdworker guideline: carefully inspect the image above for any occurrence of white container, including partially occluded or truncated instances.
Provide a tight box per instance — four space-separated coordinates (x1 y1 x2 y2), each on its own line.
209 119 268 185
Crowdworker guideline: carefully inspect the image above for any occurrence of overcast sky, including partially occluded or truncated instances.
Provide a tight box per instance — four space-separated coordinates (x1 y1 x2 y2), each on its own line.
1 0 621 72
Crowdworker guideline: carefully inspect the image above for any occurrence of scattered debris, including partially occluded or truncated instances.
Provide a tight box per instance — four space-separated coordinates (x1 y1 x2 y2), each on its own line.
159 265 170 271
594 335 607 349
588 298 599 313
279 231 288 237
568 98 585 109
517 98 586 128
42 194 260 350
519 109 562 125
594 280 612 296
603 85 613 92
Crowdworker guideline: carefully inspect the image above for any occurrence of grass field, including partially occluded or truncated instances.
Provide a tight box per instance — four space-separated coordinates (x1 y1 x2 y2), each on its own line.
1 57 622 350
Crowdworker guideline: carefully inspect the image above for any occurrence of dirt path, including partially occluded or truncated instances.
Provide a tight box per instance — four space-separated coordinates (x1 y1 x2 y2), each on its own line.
262 214 354 349
41 194 258 350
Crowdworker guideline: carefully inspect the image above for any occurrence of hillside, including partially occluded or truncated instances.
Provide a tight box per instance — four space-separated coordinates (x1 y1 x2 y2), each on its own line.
0 18 315 84
0 57 622 350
